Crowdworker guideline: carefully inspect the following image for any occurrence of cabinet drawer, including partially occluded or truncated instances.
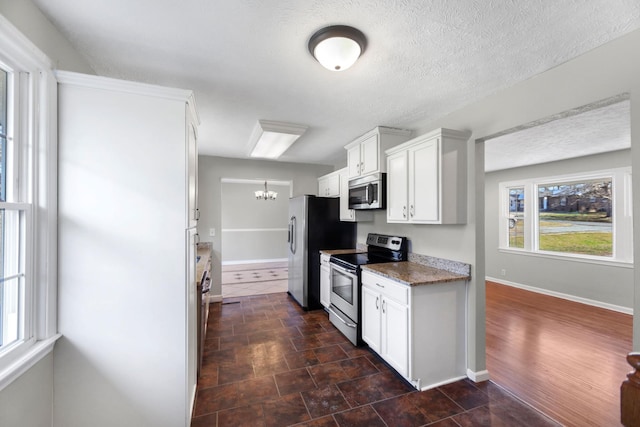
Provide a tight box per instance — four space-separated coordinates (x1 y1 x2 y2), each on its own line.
362 271 408 305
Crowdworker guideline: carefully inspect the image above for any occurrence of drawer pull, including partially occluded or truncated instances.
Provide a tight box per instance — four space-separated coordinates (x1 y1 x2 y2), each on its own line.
376 283 385 288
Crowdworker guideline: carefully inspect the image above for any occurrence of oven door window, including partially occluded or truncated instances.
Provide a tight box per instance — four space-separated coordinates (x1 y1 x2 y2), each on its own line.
331 268 354 304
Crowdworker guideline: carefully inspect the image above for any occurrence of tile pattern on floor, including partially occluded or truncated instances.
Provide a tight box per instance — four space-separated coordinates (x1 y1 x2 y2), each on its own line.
192 292 560 427
221 262 288 298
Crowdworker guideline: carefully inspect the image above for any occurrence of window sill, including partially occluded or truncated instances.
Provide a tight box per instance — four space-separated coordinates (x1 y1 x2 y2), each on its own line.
498 247 633 269
0 333 61 392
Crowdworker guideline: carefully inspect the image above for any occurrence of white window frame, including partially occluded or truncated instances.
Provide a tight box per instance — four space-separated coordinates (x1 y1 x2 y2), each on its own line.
499 167 633 267
0 15 59 391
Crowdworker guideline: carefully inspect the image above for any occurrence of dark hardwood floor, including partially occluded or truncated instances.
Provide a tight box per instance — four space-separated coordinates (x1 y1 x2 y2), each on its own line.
192 292 559 426
486 280 633 427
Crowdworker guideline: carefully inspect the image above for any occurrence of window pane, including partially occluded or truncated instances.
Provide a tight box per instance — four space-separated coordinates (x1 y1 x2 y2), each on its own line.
0 209 24 348
508 187 524 248
0 68 6 202
538 179 613 256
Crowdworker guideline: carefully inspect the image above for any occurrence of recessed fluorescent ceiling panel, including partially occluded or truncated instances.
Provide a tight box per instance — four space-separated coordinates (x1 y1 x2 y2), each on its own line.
249 120 308 159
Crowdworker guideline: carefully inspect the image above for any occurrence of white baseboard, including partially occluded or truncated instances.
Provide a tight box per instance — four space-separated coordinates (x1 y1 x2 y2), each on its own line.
207 294 223 303
222 258 287 266
486 276 633 315
467 369 490 383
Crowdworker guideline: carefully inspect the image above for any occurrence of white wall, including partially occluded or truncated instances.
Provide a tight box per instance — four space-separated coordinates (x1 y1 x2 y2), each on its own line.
485 150 633 311
198 156 333 299
221 181 290 263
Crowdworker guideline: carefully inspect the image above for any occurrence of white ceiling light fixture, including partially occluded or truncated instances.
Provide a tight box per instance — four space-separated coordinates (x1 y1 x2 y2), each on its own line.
255 181 278 200
248 120 308 159
308 25 367 71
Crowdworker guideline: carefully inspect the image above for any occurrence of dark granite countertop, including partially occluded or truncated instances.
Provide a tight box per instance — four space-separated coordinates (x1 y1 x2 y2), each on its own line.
362 261 470 287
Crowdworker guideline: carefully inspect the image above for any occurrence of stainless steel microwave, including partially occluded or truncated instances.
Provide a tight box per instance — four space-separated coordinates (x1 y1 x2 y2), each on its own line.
348 173 386 210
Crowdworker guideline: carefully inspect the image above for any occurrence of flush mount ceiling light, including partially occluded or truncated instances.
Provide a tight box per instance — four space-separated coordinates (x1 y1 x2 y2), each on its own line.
308 25 367 71
248 120 308 159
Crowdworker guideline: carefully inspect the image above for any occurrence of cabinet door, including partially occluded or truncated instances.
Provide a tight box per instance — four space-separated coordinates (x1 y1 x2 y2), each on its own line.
326 173 340 197
361 285 381 353
410 139 439 222
339 169 354 221
360 133 379 175
387 151 408 222
347 145 361 178
318 177 328 197
381 296 409 377
320 264 331 308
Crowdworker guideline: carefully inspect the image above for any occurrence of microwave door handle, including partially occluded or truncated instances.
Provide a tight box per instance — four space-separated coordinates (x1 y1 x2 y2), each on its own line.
367 183 375 205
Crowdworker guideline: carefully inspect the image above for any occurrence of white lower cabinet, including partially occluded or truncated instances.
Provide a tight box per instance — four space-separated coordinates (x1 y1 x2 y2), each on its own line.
320 253 331 308
361 272 409 377
361 270 467 390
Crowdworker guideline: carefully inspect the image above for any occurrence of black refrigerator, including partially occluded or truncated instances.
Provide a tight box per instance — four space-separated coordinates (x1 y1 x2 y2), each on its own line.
287 195 356 309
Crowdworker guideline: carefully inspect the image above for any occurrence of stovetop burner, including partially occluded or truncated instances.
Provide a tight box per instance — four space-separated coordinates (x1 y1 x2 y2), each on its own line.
329 233 408 269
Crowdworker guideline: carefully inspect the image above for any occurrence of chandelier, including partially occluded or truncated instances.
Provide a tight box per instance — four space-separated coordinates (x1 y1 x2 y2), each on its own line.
255 181 277 200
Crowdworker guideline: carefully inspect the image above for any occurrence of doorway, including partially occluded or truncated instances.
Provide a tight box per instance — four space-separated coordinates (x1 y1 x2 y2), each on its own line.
220 178 292 298
482 97 633 426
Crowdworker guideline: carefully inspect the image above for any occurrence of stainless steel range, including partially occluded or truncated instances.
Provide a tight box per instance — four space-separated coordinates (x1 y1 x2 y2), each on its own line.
327 233 408 345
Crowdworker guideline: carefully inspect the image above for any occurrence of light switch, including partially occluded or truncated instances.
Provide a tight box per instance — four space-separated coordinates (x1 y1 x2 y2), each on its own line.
209 228 216 237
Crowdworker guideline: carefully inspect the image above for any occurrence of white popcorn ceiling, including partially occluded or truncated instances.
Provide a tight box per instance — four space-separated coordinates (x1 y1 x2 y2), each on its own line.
31 0 640 166
485 98 631 172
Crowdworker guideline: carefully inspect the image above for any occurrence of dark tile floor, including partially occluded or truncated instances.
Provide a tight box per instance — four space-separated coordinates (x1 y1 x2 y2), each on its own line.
191 292 560 427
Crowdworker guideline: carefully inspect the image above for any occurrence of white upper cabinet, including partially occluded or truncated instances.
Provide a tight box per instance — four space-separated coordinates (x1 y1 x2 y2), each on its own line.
318 168 373 222
386 128 470 224
317 170 341 197
345 127 412 179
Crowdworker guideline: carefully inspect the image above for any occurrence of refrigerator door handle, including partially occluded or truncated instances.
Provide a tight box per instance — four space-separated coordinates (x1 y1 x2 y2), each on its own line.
290 216 297 254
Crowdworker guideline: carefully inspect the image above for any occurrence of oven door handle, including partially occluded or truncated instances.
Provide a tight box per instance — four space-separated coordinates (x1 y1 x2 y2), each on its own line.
330 262 357 276
327 306 357 328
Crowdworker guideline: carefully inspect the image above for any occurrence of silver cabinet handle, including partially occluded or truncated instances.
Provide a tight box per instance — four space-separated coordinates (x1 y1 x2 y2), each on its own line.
403 206 407 218
382 299 386 314
410 205 415 217
375 296 379 310
376 283 385 288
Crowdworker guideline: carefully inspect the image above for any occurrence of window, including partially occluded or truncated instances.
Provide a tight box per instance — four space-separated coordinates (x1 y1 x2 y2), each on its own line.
508 187 524 249
499 169 632 265
1 65 29 353
538 179 612 257
0 17 58 390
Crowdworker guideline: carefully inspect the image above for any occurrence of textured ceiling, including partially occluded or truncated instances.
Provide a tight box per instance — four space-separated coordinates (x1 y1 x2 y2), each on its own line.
31 0 640 166
485 99 631 172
